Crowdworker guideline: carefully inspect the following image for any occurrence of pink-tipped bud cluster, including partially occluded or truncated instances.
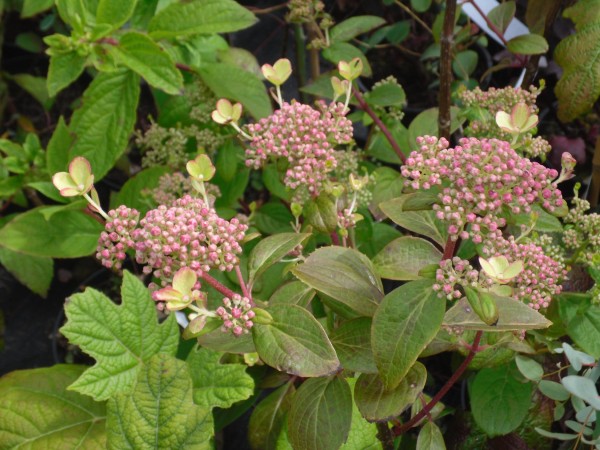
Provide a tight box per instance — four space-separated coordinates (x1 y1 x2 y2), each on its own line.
96 206 140 270
216 294 255 336
402 136 563 242
132 195 247 285
482 233 566 310
433 257 492 300
245 100 353 196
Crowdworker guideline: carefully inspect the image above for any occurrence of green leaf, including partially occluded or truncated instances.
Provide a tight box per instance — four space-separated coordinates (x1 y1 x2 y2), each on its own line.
107 354 213 449
0 365 106 448
292 246 384 317
10 73 53 109
96 0 137 29
515 355 544 382
408 107 462 150
288 376 352 450
380 201 447 246
452 50 478 80
21 0 54 17
417 421 446 450
322 42 373 77
187 347 254 409
411 0 432 12
554 23 600 121
46 116 74 176
199 62 272 119
60 271 179 401
370 167 406 217
562 0 600 30
197 327 256 354
0 247 53 297
512 204 563 233
303 193 338 233
444 296 552 331
253 202 294 234
329 16 386 43
538 380 570 401
149 0 257 39
269 281 316 308
248 233 310 285
373 236 442 280
470 363 533 436
488 1 516 34
252 304 340 377
248 382 295 450
340 378 381 450
47 51 87 98
0 205 103 258
367 83 406 107
354 362 427 422
562 375 600 409
111 32 183 95
506 33 549 55
55 0 95 29
68 70 140 181
372 279 444 390
330 318 378 374
111 166 170 215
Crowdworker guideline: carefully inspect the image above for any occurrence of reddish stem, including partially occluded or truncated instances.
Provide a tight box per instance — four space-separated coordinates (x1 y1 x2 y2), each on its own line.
393 330 484 435
235 265 252 302
352 86 406 163
464 0 526 66
442 237 457 261
330 231 340 246
200 271 237 299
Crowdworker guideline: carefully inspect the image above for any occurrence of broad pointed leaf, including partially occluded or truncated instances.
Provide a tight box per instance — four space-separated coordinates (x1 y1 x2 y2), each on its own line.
248 233 310 285
0 247 53 297
373 236 442 280
330 318 377 374
60 271 179 400
248 382 295 450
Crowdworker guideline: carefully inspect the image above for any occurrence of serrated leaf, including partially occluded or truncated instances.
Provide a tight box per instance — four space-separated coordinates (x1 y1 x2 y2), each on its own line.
373 236 442 280
292 246 384 317
111 32 183 95
60 271 179 401
354 362 427 422
331 318 378 374
563 0 600 30
248 233 310 285
269 281 316 308
96 0 137 29
507 33 549 55
444 296 552 331
329 16 386 43
149 0 257 39
47 51 87 98
372 279 443 390
322 42 372 77
557 293 600 357
107 354 213 449
0 365 106 448
470 363 533 436
0 205 103 258
252 304 340 377
187 347 254 409
0 247 53 297
554 22 600 122
110 166 170 215
288 376 352 450
200 62 271 119
67 70 140 181
417 421 446 450
248 382 295 450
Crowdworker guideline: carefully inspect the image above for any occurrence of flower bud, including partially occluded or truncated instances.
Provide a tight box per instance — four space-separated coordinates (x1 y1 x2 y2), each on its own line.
464 286 499 326
252 307 273 325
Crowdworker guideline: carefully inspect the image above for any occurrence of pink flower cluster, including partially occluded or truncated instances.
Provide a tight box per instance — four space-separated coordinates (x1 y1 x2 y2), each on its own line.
133 195 247 285
482 235 566 310
96 206 140 270
245 100 353 196
401 136 563 242
216 294 255 336
433 257 491 300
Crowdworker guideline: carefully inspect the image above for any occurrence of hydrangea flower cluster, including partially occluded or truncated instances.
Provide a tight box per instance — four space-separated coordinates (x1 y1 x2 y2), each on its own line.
433 257 492 300
562 196 600 266
216 294 255 336
244 100 353 197
401 136 563 243
133 195 247 285
459 85 551 158
96 206 140 270
481 234 566 309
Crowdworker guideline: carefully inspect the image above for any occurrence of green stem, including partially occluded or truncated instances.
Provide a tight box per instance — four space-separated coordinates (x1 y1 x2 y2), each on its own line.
83 192 109 220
